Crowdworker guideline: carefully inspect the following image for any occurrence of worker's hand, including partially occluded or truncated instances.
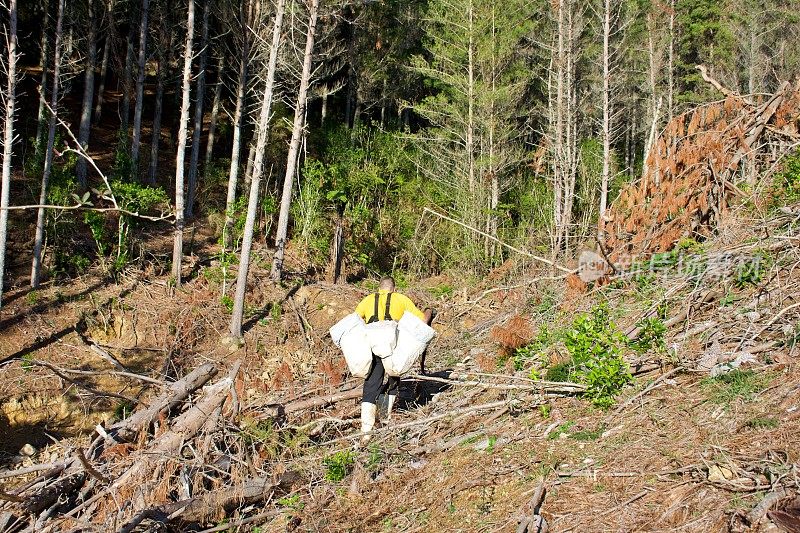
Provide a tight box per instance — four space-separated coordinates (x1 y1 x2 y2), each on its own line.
424 308 436 325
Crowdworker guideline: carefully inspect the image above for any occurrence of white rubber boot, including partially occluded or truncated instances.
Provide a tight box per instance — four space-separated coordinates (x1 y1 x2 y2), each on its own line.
360 402 377 446
386 394 397 421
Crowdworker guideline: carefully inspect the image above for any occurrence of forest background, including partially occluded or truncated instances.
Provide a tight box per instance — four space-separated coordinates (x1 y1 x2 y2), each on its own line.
0 0 799 337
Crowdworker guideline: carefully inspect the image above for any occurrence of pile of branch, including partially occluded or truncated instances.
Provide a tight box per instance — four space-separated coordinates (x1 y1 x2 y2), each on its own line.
604 71 800 259
0 362 298 532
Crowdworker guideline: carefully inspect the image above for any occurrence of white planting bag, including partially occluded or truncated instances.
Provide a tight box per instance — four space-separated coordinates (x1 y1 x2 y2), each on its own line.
329 313 372 378
383 311 436 376
364 320 398 358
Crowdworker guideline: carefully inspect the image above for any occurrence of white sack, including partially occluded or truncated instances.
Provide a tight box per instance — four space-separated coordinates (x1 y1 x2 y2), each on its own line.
329 313 372 378
383 312 436 377
365 320 398 358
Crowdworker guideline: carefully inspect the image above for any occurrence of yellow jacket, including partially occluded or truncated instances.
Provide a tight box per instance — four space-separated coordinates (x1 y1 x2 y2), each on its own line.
355 290 425 322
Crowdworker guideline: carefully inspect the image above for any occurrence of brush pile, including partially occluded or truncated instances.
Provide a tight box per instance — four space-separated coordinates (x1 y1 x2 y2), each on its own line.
603 71 800 260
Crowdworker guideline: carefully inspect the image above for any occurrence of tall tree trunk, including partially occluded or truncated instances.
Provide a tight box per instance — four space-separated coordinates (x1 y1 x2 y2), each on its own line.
243 139 255 189
466 0 475 195
131 0 150 173
0 0 18 309
223 0 254 251
599 0 611 241
667 0 674 120
186 0 210 218
270 0 320 282
76 0 97 190
172 0 196 288
94 0 114 122
148 42 168 185
35 0 50 158
204 54 224 172
552 0 566 256
229 0 287 340
31 0 65 288
120 28 134 139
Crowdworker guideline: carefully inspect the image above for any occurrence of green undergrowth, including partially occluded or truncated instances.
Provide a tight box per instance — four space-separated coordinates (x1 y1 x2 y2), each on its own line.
701 369 773 405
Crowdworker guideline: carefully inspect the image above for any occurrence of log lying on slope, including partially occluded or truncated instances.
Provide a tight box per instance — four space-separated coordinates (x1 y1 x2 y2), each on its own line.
101 362 218 447
112 374 234 491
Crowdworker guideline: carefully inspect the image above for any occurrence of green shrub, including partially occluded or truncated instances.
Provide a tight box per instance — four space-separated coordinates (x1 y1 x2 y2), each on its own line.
628 317 666 354
323 450 355 482
561 304 632 408
734 251 771 288
772 148 800 205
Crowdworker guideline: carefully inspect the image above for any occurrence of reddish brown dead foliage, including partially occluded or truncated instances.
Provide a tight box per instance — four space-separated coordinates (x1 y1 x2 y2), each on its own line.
490 315 533 355
603 80 800 260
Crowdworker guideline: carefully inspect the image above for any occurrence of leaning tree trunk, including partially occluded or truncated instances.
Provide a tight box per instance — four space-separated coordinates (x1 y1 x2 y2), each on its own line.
0 0 18 310
228 0 287 341
186 0 210 218
94 0 114 122
270 0 321 282
172 0 195 288
130 0 150 173
223 0 254 252
31 0 64 289
76 0 97 190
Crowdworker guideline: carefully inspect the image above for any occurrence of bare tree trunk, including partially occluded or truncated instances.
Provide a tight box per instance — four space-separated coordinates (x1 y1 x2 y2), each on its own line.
204 54 224 172
667 0 674 120
31 0 64 288
599 0 611 241
148 43 167 185
94 0 114 122
229 0 287 340
552 0 566 255
76 0 97 190
186 0 210 218
270 0 321 282
244 138 255 188
223 0 254 251
120 28 134 139
172 0 196 288
466 0 475 195
35 0 50 157
0 0 18 309
130 0 150 173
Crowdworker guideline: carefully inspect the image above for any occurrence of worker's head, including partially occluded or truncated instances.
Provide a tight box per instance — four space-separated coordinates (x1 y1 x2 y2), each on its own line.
379 276 395 292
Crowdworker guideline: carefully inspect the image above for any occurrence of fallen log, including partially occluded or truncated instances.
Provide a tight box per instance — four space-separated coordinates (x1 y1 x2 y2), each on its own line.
23 473 86 515
103 362 218 446
118 473 295 532
254 387 362 420
112 374 234 491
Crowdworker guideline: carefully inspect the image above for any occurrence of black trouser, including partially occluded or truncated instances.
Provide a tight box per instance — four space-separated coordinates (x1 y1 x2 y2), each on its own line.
362 355 399 404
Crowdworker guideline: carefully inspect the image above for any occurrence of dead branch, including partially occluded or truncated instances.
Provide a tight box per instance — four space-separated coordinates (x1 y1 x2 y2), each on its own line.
409 373 586 394
423 207 574 274
31 359 139 404
613 367 683 414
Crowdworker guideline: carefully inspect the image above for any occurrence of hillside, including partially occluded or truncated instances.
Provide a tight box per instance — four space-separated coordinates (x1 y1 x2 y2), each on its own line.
0 187 798 531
